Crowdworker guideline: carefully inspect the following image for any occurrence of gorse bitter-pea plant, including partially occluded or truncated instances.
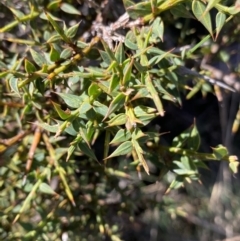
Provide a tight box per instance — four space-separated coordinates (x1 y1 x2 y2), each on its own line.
0 0 239 240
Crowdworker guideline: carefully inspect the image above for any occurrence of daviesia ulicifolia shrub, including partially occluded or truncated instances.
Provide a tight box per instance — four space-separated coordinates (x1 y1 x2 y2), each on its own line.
0 0 239 240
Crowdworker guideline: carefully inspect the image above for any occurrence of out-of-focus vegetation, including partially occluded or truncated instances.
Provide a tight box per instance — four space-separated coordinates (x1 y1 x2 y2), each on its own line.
0 0 240 240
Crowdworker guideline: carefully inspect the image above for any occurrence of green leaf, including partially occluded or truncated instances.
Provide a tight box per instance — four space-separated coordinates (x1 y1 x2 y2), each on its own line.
115 42 125 64
79 102 92 114
133 60 148 73
100 50 112 65
125 38 138 50
103 93 126 121
49 45 60 62
203 0 221 17
40 12 62 21
24 59 36 73
186 81 203 99
9 77 20 97
88 83 101 99
173 168 196 176
172 122 200 151
37 122 59 133
148 48 174 66
215 12 226 40
101 40 117 62
56 92 84 108
166 176 184 192
60 47 73 59
109 74 120 93
124 0 152 19
132 139 149 174
151 17 164 42
229 161 239 174
78 128 90 147
59 121 78 136
132 128 146 140
8 7 25 18
123 0 135 9
173 156 197 175
145 73 164 116
76 40 88 48
93 101 108 117
155 83 178 103
47 34 62 43
134 105 157 126
86 67 106 77
192 0 213 37
122 58 133 85
170 4 194 19
78 141 98 161
107 113 127 127
72 117 85 132
60 3 81 15
211 145 228 160
106 141 132 159
45 12 70 43
110 129 131 144
65 22 80 39
39 183 56 195
135 113 157 126
67 144 77 161
47 0 61 10
30 49 47 67
52 101 72 120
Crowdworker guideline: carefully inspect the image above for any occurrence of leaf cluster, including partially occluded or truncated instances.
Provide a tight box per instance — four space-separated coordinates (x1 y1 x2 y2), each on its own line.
0 0 239 240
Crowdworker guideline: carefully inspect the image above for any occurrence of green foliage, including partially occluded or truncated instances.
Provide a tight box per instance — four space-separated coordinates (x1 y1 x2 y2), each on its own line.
0 0 240 240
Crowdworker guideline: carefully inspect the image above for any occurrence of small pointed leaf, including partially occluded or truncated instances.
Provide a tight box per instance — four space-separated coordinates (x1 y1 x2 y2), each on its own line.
170 4 194 18
60 47 73 59
229 161 239 174
115 42 125 64
106 141 132 159
151 17 164 42
103 93 125 121
211 145 228 160
110 129 131 144
192 0 213 37
78 142 98 161
65 22 80 39
60 3 81 15
203 0 221 18
215 12 226 40
24 59 36 73
45 12 70 43
145 73 164 116
107 113 127 127
123 58 134 85
56 92 84 108
39 183 56 195
37 122 59 133
30 49 47 67
9 77 20 97
52 101 72 120
49 45 60 62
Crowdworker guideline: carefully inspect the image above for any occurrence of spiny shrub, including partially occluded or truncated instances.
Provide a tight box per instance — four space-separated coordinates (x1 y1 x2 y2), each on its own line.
0 0 239 240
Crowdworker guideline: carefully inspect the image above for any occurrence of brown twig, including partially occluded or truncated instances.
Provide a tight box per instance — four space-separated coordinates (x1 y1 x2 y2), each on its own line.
0 130 29 151
25 127 42 173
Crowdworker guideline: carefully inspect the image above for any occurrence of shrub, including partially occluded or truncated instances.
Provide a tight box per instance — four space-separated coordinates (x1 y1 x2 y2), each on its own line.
0 0 239 240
